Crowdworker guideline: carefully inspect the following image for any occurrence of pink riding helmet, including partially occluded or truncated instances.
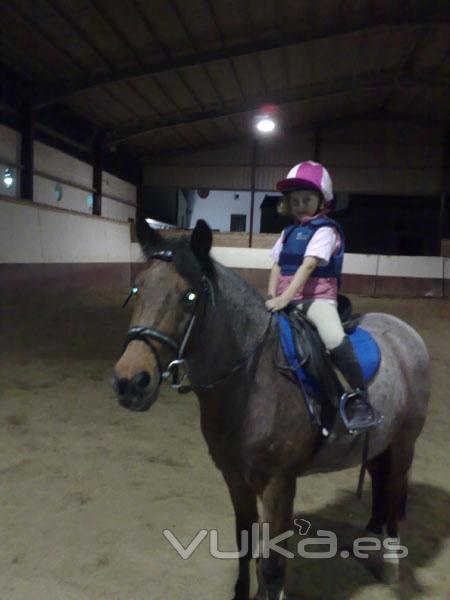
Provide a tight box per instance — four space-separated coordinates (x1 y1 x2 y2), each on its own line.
276 161 334 206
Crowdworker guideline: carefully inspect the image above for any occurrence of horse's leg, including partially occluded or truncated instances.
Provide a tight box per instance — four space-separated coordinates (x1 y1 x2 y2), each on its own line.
222 467 259 600
381 439 415 584
258 475 296 600
366 447 390 535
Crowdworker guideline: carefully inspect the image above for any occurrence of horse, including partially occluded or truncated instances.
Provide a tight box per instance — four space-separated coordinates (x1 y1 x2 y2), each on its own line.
113 219 430 600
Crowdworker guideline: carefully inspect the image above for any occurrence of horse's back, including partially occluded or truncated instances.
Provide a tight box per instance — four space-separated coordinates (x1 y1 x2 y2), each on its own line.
305 312 430 475
361 312 430 417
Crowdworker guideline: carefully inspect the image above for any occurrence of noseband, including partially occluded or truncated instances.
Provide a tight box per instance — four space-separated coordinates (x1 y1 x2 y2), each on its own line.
123 249 212 390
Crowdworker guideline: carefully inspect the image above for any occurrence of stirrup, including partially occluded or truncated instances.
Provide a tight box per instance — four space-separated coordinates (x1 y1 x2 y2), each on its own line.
339 391 383 435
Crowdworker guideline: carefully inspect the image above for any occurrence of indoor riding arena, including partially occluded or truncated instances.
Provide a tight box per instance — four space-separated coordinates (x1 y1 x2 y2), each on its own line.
1 2 449 599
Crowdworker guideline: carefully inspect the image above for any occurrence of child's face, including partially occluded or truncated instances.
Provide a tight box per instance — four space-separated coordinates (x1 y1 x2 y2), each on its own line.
287 190 322 220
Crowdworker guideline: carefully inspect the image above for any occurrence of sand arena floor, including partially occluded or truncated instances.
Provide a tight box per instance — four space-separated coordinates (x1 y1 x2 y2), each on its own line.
0 289 449 600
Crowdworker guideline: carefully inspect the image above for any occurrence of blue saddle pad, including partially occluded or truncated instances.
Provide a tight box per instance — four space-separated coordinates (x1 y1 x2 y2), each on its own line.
276 314 381 387
348 326 381 382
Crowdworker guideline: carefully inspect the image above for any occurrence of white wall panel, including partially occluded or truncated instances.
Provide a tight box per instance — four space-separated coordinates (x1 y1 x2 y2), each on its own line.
343 254 379 276
39 210 108 263
102 197 135 222
34 141 92 188
105 221 131 262
378 255 444 279
131 242 145 262
0 199 43 263
34 176 91 213
211 247 272 269
102 172 136 205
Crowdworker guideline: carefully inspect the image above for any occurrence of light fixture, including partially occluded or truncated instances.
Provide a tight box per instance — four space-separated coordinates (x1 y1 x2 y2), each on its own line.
3 168 14 188
255 116 276 133
253 104 278 135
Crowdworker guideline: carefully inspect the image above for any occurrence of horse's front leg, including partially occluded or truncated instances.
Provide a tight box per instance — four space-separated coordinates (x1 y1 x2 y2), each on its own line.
222 467 259 600
258 475 296 600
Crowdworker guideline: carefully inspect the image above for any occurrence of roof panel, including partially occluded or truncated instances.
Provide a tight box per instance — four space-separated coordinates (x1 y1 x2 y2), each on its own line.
232 54 267 97
176 65 223 108
53 1 139 70
245 0 275 37
129 0 200 57
153 71 204 112
160 0 228 52
206 61 247 103
415 25 450 70
206 0 256 45
258 50 287 92
103 81 158 118
1 2 81 79
81 86 138 122
128 77 181 116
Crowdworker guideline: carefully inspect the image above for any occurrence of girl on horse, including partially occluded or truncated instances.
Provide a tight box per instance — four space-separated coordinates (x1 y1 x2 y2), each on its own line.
265 160 378 433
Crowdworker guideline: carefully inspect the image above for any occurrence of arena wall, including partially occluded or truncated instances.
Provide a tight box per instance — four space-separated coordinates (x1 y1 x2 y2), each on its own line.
0 124 136 222
1 197 449 300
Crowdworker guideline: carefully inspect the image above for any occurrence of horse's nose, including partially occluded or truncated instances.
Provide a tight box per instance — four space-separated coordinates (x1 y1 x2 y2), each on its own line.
113 371 151 406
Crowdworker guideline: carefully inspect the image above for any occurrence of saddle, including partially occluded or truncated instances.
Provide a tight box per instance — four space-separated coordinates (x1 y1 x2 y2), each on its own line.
275 295 365 436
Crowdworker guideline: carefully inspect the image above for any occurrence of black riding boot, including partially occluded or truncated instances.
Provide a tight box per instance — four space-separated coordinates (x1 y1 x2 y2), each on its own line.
330 337 381 433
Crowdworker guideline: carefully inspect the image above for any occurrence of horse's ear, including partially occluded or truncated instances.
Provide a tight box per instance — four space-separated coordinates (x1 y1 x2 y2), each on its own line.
136 217 162 253
191 219 212 267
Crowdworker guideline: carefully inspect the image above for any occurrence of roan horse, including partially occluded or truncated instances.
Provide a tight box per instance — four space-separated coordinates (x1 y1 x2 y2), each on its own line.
113 219 430 600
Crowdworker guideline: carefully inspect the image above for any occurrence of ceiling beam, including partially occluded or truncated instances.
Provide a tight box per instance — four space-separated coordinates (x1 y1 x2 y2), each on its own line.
104 70 417 145
30 7 449 109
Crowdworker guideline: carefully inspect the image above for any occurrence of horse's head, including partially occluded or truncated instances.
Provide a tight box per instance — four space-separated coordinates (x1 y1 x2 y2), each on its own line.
113 218 213 412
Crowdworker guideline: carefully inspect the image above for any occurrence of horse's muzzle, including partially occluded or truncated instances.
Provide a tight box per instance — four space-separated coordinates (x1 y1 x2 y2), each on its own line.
113 370 156 412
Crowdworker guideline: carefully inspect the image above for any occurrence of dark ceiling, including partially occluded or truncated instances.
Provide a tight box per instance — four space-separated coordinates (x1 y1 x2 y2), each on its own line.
1 0 449 161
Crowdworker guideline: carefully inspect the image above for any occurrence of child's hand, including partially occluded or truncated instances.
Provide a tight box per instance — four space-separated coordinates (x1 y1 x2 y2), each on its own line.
265 294 291 312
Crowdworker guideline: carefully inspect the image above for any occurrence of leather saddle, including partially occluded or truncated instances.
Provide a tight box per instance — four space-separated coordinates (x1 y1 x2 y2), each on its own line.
283 295 361 434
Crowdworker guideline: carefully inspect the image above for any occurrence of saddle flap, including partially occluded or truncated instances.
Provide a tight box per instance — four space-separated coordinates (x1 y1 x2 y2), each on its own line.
277 310 344 433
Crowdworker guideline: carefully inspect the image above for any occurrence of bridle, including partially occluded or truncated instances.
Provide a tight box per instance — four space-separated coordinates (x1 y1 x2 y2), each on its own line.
123 249 212 391
122 248 271 393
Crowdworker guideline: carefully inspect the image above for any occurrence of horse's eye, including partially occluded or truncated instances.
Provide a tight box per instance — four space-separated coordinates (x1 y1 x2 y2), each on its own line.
183 290 197 304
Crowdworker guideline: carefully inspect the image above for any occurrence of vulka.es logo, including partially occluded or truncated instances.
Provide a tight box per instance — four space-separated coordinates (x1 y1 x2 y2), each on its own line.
163 522 408 561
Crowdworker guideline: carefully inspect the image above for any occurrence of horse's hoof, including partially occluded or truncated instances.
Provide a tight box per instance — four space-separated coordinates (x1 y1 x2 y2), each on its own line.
382 558 400 585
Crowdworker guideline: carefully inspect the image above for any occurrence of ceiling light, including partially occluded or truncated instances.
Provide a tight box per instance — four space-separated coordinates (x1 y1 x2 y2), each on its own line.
255 116 276 133
254 105 278 135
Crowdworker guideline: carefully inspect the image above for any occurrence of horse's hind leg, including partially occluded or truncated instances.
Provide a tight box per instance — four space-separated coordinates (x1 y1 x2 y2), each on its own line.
381 438 414 583
366 447 390 535
368 439 415 583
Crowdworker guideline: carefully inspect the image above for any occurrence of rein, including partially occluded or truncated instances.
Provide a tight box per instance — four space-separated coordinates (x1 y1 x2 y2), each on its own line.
123 250 271 393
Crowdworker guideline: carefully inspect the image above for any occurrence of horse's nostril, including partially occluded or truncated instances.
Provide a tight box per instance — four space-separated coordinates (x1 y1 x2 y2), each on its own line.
116 377 130 397
133 371 151 391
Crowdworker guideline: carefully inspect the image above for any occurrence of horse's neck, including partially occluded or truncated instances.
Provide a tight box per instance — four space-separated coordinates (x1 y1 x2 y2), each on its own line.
188 264 269 386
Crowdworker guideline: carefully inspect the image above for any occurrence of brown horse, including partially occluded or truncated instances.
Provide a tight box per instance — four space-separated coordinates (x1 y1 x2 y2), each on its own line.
113 219 430 600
